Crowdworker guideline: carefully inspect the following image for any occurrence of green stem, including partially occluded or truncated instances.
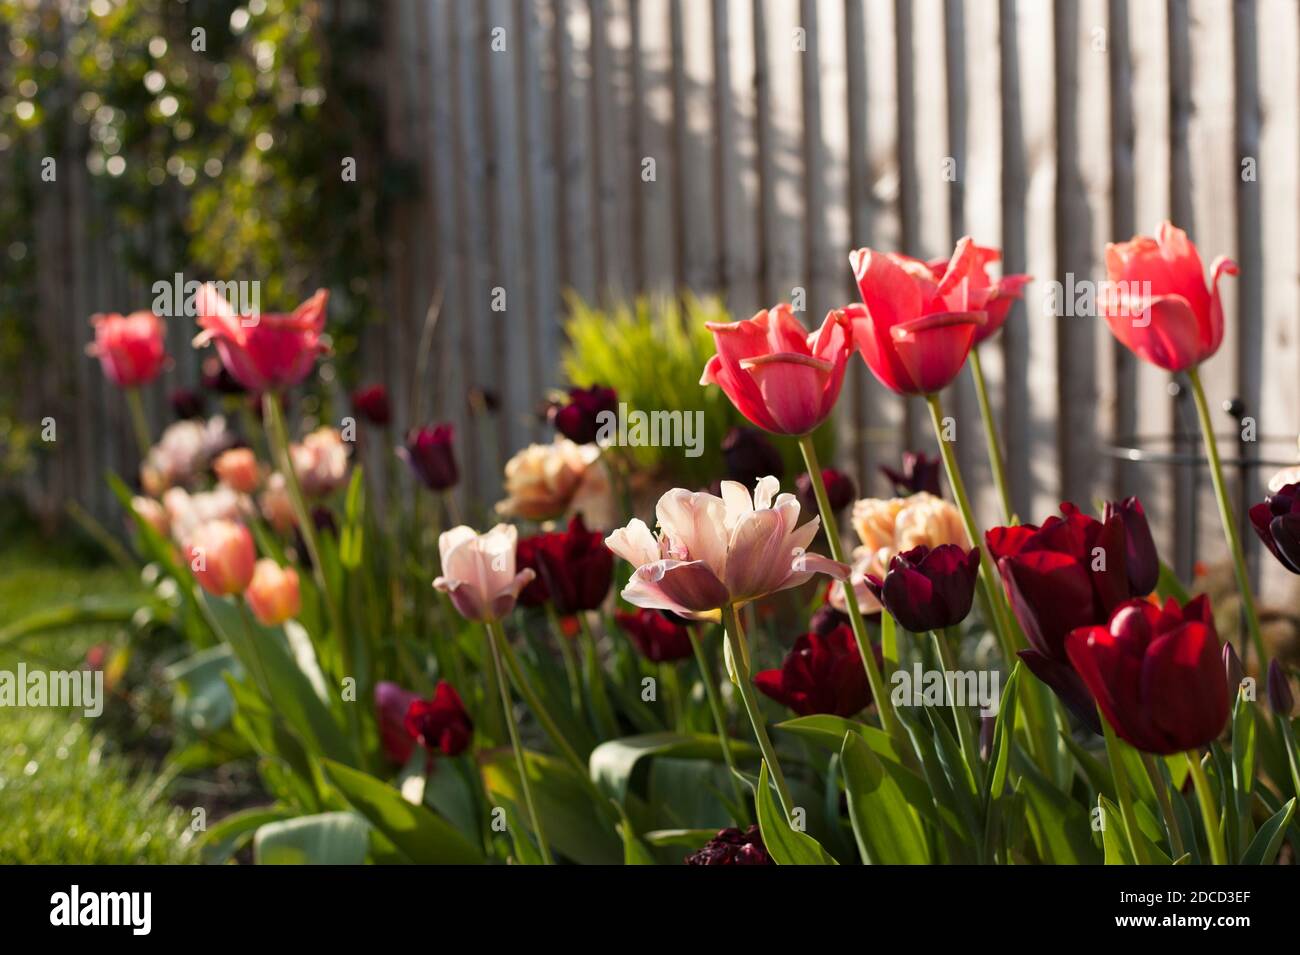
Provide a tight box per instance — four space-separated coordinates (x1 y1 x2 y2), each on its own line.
722 602 795 821
1185 749 1228 865
1186 367 1268 670
931 629 981 779
124 388 152 460
235 600 273 698
546 605 584 716
968 348 1016 525
1100 712 1152 864
796 434 902 741
577 612 619 739
492 622 587 776
688 626 751 825
485 621 553 864
1142 752 1186 859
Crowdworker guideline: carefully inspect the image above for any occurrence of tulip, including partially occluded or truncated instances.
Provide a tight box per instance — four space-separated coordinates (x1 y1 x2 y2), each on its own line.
259 472 297 533
129 496 170 538
1101 221 1237 373
400 424 459 492
865 544 980 633
187 519 256 596
1249 482 1300 574
496 438 602 522
87 310 167 388
140 416 236 496
404 681 474 757
375 682 420 765
163 486 247 547
516 515 613 614
701 306 853 436
349 383 392 427
433 525 536 623
289 426 350 498
605 476 848 619
909 244 1030 346
684 825 773 866
879 450 942 497
193 283 329 392
796 468 855 517
1267 659 1294 717
512 533 554 608
1065 596 1229 755
721 426 785 488
213 447 261 494
846 238 991 395
753 624 877 717
615 608 694 663
169 387 205 420
1102 496 1159 596
549 384 618 445
244 559 301 626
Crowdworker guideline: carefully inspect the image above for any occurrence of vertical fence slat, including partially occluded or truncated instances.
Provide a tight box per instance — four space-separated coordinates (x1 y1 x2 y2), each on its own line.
715 0 762 317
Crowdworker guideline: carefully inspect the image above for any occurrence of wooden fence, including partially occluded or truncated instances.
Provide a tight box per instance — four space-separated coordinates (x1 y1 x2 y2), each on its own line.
19 0 1300 589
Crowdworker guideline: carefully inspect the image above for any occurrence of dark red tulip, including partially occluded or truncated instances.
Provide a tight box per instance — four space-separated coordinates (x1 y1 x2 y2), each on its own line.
721 426 785 488
1249 482 1300 574
351 384 392 427
615 608 694 662
1065 596 1229 755
549 384 617 445
404 681 474 757
754 624 877 718
684 825 773 865
880 450 942 497
169 387 206 420
512 533 553 608
399 424 458 492
865 544 980 633
797 468 856 517
809 602 851 636
375 681 419 765
519 515 613 614
1268 659 1294 717
1102 497 1159 596
1223 643 1244 701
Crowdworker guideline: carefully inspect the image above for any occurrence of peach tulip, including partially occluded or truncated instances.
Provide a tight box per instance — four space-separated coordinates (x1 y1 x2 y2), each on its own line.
245 559 301 626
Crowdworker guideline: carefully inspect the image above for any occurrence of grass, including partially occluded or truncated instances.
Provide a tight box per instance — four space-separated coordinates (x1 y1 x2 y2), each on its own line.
0 512 199 864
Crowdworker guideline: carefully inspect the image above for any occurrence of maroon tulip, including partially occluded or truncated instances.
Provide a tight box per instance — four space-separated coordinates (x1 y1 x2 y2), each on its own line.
615 608 694 662
865 544 980 633
520 515 613 614
1249 482 1300 574
880 450 942 497
1223 643 1244 702
375 681 420 765
169 387 206 420
549 384 617 445
512 533 553 608
809 603 851 636
399 424 458 492
1267 659 1294 717
351 384 392 427
1065 596 1229 755
684 825 773 865
754 624 877 717
404 681 474 757
796 468 856 517
1102 496 1159 596
721 426 785 488
986 502 1142 730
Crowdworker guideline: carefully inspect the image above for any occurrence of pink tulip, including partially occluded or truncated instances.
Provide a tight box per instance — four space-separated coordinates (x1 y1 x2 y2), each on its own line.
187 519 256 596
918 243 1030 345
193 283 329 392
433 525 537 623
245 558 301 626
700 306 852 436
88 311 167 388
605 476 849 619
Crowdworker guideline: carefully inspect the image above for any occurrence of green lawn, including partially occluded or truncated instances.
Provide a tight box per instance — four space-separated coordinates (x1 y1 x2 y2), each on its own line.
0 521 198 864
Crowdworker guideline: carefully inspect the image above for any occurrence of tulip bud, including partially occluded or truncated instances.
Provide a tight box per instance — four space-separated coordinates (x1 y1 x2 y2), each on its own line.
213 447 262 494
404 681 474 757
721 427 784 488
979 714 996 762
187 519 256 596
1103 496 1159 596
549 384 617 445
1222 643 1244 701
351 384 392 427
245 559 301 626
1267 659 1294 717
880 451 941 497
400 425 459 492
797 468 857 517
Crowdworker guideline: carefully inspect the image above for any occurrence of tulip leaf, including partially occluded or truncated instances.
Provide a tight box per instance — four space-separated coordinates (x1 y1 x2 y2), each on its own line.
322 759 485 864
201 805 295 864
1099 796 1134 865
338 467 366 569
754 761 839 865
1154 561 1191 603
589 732 757 802
1241 797 1295 865
984 663 1021 802
1017 751 1101 864
840 731 930 864
619 822 657 865
1231 692 1258 857
643 828 723 849
775 714 899 760
253 811 371 865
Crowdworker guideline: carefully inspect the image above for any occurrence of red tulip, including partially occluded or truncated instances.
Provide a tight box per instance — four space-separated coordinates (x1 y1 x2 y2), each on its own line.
920 243 1030 345
1065 596 1229 754
796 468 856 517
754 623 877 717
1249 482 1300 575
375 681 419 765
399 424 459 492
1101 221 1237 372
193 283 329 392
846 237 990 395
350 384 392 426
549 385 618 445
404 681 474 758
88 311 167 388
615 608 694 663
865 544 981 633
684 825 773 865
701 306 852 436
880 450 942 497
517 515 613 614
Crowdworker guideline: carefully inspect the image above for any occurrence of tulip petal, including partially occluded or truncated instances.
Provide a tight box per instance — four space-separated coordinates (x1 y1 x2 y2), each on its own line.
622 559 730 616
